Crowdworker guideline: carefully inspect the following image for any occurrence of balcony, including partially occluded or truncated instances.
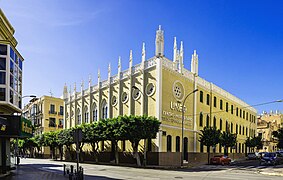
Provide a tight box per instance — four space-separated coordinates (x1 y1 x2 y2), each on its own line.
58 124 63 128
49 111 57 115
58 112 64 116
48 123 57 127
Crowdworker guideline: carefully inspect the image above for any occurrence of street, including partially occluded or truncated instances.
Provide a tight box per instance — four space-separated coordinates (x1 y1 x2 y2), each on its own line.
4 158 283 180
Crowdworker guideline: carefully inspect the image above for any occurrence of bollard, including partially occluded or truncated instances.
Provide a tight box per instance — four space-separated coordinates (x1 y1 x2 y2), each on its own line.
70 165 74 174
63 164 66 175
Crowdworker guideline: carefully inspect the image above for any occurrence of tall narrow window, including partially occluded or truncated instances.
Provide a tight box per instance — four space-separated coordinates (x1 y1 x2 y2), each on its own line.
200 91 203 103
220 119 222 130
77 108 81 124
214 96 217 108
243 111 245 119
220 100 223 110
199 113 203 127
206 94 210 105
240 109 242 118
226 121 229 132
236 107 238 116
231 105 234 114
231 123 233 133
236 124 238 134
176 136 180 152
101 100 108 119
213 117 216 128
92 103 98 121
206 115 209 127
84 106 89 123
167 135 172 152
239 125 242 134
50 104 55 114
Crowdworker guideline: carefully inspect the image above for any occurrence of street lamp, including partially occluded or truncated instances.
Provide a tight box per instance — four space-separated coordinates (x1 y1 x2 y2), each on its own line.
22 95 36 99
131 85 147 166
180 89 198 166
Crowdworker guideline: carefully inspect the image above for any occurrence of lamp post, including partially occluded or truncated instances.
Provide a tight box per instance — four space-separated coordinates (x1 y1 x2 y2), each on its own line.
180 89 198 166
132 85 147 166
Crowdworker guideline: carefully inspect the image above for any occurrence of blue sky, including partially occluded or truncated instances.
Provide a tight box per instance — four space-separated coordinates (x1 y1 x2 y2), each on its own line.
0 0 282 114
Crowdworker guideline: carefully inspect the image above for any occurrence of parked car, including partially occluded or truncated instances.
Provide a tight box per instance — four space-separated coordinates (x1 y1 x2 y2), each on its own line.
247 153 258 160
210 155 231 165
259 152 283 165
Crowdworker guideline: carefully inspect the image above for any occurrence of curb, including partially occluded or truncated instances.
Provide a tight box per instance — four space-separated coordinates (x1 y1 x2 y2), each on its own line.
260 172 283 177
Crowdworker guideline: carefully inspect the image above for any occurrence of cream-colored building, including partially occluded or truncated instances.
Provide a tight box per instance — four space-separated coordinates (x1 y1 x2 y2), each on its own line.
23 96 64 157
63 26 257 165
257 111 283 152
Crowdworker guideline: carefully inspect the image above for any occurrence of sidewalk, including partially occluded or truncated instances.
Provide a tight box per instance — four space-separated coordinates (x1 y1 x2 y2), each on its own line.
3 164 68 180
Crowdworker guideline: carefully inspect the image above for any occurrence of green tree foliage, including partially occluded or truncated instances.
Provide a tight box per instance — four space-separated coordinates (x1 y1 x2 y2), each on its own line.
273 128 283 149
219 131 237 156
199 126 221 164
43 131 59 159
245 136 263 150
57 128 74 160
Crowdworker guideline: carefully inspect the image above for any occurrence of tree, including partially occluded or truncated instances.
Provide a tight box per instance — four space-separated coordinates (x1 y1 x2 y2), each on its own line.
57 128 75 160
219 131 237 156
199 126 221 164
43 131 59 159
83 122 103 162
273 128 283 150
33 134 45 156
245 136 263 152
123 115 160 166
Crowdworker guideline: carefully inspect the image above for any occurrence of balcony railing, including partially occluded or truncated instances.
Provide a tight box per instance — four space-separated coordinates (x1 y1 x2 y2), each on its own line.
58 112 64 116
49 111 57 115
48 123 57 127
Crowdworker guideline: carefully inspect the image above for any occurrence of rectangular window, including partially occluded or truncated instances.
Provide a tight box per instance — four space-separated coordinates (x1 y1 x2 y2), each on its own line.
236 107 238 116
240 109 242 117
200 91 203 103
0 72 5 84
236 124 238 134
214 96 217 108
50 104 55 114
231 105 234 114
220 120 222 130
220 100 223 110
59 106 64 115
243 111 245 119
0 44 7 55
49 118 56 127
10 60 14 74
58 119 64 128
10 47 14 60
9 89 13 103
0 88 6 101
19 59 23 70
0 57 6 70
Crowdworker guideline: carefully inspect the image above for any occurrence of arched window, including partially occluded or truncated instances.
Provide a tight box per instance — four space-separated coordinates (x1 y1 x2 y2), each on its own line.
199 113 203 127
92 103 98 122
84 106 89 123
77 108 81 125
206 115 209 127
167 135 172 152
101 100 108 119
213 117 217 128
176 136 180 152
200 91 203 103
206 94 210 105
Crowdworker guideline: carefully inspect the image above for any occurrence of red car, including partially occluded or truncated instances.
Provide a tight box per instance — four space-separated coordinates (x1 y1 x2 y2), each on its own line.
210 155 231 165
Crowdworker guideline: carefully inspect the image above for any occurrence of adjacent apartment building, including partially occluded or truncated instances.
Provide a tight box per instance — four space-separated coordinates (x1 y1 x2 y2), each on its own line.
63 26 257 166
0 9 25 174
257 111 283 152
23 96 64 157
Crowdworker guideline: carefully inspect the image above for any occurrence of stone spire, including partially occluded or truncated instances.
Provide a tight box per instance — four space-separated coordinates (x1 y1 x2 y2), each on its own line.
97 68 101 85
142 42 146 63
179 41 184 72
108 63 111 80
88 75 92 88
63 83 68 99
173 37 177 62
118 56 121 75
191 50 199 76
73 82 76 94
81 80 84 91
155 25 164 57
129 50 133 69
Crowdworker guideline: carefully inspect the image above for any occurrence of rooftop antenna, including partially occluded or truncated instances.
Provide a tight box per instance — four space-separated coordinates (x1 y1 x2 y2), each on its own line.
49 89 53 97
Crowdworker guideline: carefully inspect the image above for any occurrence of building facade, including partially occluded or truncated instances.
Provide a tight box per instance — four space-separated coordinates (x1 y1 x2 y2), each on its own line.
257 111 283 152
23 96 64 157
0 9 24 174
63 26 257 165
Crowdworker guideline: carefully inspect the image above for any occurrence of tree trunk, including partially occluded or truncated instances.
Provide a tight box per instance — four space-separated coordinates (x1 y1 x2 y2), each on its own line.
132 141 141 166
91 143 99 163
114 141 119 164
207 146 211 165
59 146 63 161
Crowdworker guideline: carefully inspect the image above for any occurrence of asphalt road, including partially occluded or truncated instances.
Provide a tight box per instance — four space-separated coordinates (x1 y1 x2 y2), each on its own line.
4 158 283 180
